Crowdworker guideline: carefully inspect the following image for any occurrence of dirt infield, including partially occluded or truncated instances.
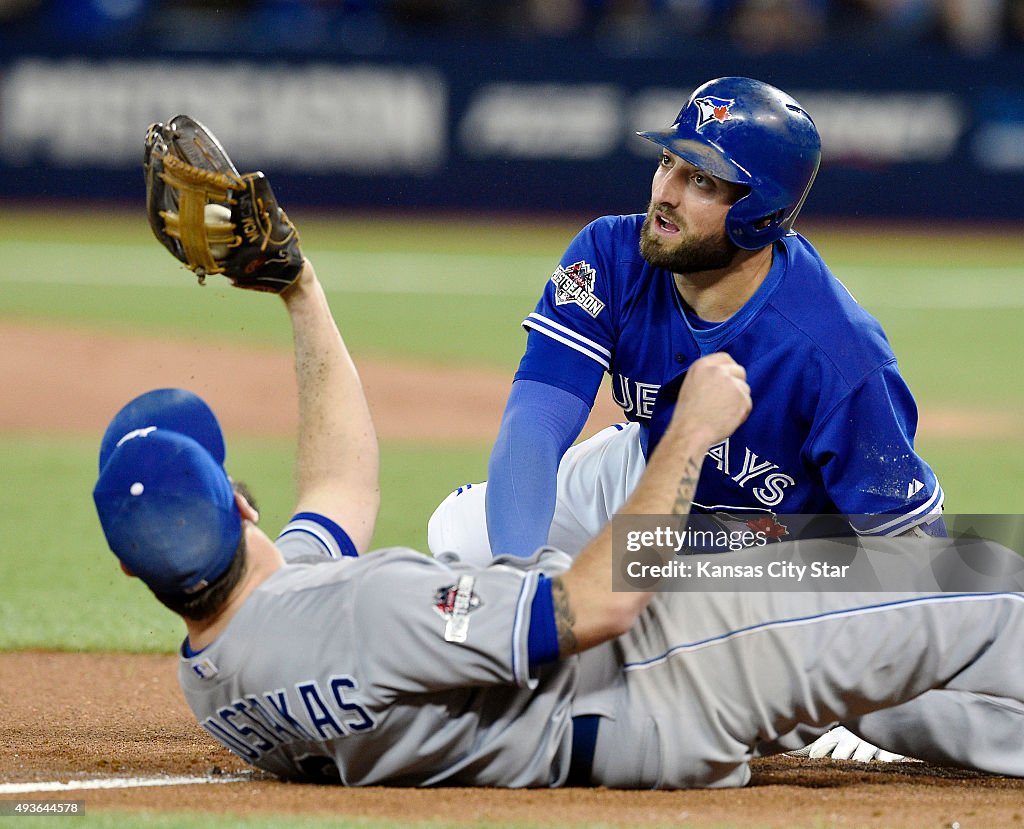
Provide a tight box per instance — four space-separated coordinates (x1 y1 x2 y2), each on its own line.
4 652 1023 827
3 321 1024 826
1 321 1020 442
0 321 624 442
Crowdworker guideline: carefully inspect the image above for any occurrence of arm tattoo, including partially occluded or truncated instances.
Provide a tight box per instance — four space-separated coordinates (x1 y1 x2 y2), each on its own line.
550 576 578 656
670 457 702 516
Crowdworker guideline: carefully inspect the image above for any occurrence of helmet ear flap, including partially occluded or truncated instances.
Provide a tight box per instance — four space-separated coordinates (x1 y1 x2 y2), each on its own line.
724 189 786 250
754 209 786 231
725 203 790 250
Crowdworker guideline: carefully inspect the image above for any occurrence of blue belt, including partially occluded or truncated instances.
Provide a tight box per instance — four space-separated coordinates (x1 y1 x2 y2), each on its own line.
566 714 600 786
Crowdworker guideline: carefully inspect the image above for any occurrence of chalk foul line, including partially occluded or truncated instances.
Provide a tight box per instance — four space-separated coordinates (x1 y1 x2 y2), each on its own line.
0 774 253 794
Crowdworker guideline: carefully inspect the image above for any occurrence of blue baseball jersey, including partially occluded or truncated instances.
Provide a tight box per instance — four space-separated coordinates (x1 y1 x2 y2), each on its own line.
516 215 942 536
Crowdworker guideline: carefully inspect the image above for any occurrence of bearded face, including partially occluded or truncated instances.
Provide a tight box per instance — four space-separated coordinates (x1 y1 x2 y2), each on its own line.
639 202 741 274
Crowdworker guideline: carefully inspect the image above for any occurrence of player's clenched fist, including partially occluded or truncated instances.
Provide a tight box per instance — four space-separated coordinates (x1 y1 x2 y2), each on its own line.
672 353 752 447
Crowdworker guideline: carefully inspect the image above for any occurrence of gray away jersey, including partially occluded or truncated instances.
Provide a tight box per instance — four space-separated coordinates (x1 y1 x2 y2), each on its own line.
178 522 578 787
180 521 1024 788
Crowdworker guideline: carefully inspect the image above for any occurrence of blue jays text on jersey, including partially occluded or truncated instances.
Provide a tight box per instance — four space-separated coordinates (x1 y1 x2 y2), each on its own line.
516 215 942 536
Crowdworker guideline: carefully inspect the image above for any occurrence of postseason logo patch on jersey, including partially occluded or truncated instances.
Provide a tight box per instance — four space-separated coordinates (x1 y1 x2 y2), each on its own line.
551 260 606 319
434 575 482 644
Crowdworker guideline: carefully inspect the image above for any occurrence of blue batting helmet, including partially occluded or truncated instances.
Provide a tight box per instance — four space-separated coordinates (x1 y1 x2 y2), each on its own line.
637 77 821 251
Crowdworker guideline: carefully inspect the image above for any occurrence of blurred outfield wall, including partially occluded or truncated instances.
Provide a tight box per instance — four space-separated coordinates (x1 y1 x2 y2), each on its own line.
0 39 1022 220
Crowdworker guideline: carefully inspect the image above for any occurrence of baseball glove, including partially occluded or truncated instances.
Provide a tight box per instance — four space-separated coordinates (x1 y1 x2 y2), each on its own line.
144 115 303 292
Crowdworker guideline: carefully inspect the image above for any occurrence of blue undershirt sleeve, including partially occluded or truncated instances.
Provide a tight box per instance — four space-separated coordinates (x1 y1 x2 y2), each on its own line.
485 379 591 557
527 575 559 670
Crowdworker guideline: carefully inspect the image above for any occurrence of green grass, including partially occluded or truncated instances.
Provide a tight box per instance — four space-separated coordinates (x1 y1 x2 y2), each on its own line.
914 439 1024 515
1 211 1023 653
806 222 1024 411
0 207 564 367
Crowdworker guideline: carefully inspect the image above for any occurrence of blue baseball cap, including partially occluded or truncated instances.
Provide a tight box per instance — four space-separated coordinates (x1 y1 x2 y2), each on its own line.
92 428 241 597
99 388 226 472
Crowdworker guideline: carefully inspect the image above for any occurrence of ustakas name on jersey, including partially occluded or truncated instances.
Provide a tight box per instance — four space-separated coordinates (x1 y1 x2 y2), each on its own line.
198 677 376 763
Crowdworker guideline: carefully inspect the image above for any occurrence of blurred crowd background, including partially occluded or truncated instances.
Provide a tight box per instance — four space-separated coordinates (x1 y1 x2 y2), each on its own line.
2 0 1023 56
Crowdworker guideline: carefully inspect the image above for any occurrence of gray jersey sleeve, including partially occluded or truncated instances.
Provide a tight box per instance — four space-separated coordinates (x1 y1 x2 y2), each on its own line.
275 512 359 564
265 528 548 693
351 548 542 694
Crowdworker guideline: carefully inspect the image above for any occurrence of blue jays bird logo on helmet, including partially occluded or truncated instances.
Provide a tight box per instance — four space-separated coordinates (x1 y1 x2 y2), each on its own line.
693 96 735 130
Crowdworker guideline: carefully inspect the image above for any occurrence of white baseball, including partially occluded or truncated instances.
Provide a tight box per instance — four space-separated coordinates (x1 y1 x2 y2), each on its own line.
204 203 233 259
